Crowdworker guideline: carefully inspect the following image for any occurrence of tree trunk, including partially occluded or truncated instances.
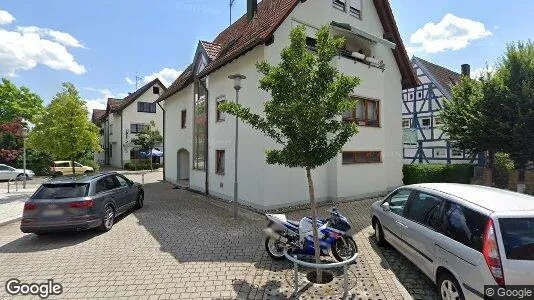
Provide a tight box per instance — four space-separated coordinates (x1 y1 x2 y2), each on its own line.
488 150 495 185
71 158 76 175
306 167 322 283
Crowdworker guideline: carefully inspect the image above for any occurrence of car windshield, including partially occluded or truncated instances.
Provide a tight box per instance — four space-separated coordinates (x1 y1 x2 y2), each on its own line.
33 183 89 199
499 217 534 261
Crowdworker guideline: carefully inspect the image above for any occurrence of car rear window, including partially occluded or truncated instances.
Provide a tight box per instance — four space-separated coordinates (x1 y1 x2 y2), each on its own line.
33 183 89 199
499 218 534 261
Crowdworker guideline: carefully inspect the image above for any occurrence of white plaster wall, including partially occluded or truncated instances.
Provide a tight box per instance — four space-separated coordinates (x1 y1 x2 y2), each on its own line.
163 85 194 183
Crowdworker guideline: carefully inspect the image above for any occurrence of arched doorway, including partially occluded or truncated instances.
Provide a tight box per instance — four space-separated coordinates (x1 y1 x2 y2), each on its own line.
177 149 190 180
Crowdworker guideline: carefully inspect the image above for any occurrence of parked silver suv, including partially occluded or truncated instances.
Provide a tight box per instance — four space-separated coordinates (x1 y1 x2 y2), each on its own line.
371 183 534 300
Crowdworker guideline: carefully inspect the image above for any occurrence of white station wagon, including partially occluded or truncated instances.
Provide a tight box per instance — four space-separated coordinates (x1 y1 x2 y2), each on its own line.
372 183 534 300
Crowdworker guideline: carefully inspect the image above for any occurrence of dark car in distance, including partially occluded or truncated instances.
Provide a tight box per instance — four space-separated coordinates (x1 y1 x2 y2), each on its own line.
21 172 144 234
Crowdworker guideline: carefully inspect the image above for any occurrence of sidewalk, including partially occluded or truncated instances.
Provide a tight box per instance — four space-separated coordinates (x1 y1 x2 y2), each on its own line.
0 188 35 226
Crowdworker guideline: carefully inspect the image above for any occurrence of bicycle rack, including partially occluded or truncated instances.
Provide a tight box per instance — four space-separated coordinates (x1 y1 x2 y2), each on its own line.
284 250 358 299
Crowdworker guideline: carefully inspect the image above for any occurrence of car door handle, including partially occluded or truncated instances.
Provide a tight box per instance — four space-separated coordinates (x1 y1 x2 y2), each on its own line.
396 221 408 228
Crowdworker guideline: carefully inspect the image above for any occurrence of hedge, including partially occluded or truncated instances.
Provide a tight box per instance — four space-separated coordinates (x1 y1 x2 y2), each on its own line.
403 164 474 185
124 162 161 171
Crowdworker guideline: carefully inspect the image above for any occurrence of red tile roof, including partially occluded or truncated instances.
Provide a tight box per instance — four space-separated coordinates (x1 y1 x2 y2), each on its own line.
157 0 416 103
91 109 106 123
415 57 461 97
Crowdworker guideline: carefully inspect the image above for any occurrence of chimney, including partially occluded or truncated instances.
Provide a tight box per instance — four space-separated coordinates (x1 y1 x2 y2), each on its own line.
247 0 258 21
461 64 471 77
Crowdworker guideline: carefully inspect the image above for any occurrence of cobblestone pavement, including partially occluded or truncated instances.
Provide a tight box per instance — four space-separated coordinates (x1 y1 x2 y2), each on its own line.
0 181 437 299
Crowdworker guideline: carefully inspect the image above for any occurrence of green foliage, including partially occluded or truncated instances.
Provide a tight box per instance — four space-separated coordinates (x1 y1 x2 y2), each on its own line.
27 83 101 170
441 41 534 169
124 162 160 171
130 120 163 171
402 164 475 185
13 149 53 176
0 78 44 123
219 26 360 170
0 118 24 163
493 152 515 188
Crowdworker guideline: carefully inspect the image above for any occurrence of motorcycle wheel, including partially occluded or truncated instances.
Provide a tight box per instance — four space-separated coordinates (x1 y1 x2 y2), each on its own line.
264 235 286 260
331 236 358 262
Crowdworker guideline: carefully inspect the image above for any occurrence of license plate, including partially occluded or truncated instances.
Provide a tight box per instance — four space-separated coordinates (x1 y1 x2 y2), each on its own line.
42 209 64 217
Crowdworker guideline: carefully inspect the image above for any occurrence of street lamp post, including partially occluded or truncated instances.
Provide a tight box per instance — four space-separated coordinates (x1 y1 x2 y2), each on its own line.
21 126 28 189
228 74 246 220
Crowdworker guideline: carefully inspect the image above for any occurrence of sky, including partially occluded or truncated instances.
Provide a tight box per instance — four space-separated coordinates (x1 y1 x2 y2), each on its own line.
0 0 532 115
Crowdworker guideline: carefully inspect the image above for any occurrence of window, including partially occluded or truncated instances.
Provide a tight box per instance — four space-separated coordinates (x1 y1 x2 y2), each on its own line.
406 192 444 230
74 162 83 168
130 149 141 160
193 79 208 170
435 149 446 157
421 118 431 127
499 218 534 260
95 176 119 194
55 162 70 168
130 124 149 134
434 116 441 126
343 98 380 127
409 93 414 100
385 189 412 216
417 91 423 99
0 165 13 171
110 124 113 135
33 183 89 199
333 0 346 11
452 149 463 157
137 102 156 113
349 0 362 18
153 86 160 94
216 150 225 175
440 202 488 252
342 151 381 164
181 110 187 129
402 119 411 128
216 98 226 122
114 175 129 187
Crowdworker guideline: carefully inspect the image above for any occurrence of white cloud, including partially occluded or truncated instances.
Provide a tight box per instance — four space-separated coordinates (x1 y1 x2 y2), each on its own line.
0 11 86 76
84 87 128 115
125 77 134 85
409 13 492 53
126 67 182 87
471 65 496 79
0 10 15 25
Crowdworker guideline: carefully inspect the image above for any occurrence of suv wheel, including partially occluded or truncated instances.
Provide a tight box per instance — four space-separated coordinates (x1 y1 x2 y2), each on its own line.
438 272 464 300
97 206 115 232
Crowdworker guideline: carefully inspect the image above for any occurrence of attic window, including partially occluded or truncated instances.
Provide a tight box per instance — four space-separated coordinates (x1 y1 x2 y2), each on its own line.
333 0 346 11
349 0 362 19
153 86 160 94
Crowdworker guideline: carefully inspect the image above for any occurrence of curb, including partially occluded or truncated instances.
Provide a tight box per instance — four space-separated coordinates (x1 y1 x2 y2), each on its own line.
0 217 21 228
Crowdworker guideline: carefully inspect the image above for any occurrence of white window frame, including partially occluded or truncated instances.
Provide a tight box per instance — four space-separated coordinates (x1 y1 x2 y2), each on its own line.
216 96 227 122
434 116 442 126
402 118 411 128
421 117 431 127
333 0 346 11
349 0 362 19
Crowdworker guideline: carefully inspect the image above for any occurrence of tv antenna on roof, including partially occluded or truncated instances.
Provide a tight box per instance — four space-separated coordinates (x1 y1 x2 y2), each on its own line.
135 75 143 91
229 0 236 25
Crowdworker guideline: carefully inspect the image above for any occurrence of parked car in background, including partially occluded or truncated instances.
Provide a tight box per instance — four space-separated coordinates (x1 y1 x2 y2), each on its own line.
20 172 143 234
51 161 94 176
0 164 34 181
372 183 534 300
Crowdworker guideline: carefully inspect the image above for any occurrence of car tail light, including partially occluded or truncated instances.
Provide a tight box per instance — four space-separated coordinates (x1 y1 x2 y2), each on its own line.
23 202 37 211
69 200 94 208
483 218 505 286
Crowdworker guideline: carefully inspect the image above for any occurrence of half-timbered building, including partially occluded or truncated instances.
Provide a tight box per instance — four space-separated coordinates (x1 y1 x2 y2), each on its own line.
402 56 475 164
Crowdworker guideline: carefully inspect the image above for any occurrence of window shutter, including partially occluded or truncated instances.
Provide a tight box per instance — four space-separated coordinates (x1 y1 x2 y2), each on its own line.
350 0 361 10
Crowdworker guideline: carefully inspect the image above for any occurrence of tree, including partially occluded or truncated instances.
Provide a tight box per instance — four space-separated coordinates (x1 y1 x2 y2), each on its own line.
131 121 163 171
0 78 44 123
219 26 360 279
0 118 24 164
27 83 101 175
495 42 534 168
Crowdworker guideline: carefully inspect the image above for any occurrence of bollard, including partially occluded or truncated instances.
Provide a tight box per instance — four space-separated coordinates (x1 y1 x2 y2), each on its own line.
343 264 348 297
142 171 145 185
15 179 18 192
293 255 299 296
7 180 10 193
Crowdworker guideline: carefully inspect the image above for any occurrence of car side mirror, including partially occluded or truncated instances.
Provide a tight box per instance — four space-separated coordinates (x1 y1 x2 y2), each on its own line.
381 202 391 212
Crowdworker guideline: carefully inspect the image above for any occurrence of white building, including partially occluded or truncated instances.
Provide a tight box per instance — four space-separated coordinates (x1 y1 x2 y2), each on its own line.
92 79 166 168
402 57 479 164
157 0 417 210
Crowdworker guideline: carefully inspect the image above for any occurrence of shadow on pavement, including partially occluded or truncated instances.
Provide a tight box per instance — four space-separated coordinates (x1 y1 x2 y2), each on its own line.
133 182 267 263
228 279 290 300
367 236 438 300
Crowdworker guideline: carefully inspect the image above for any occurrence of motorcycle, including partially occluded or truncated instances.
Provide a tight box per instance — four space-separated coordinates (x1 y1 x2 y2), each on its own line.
263 207 357 262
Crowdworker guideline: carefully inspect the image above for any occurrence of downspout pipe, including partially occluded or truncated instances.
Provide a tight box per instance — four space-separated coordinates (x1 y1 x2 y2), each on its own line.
157 102 166 181
120 113 124 168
